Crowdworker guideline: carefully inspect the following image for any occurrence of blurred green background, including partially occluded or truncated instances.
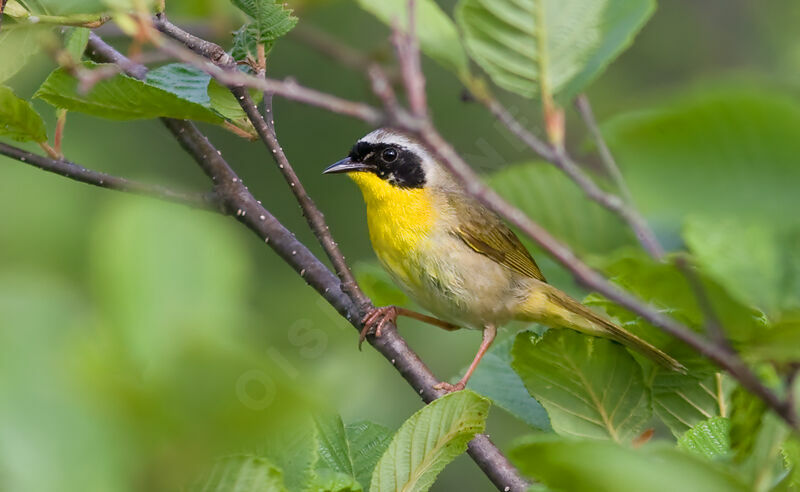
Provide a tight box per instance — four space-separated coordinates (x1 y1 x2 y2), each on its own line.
1 0 799 490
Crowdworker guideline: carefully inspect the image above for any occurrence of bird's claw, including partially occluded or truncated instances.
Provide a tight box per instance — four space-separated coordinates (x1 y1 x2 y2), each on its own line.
358 306 398 349
433 380 466 394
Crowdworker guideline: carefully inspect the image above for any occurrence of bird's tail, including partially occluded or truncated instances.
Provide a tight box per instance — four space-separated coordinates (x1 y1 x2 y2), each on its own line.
515 285 686 373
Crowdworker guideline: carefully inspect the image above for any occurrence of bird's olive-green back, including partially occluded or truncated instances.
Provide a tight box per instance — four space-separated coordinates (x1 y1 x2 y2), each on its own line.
447 193 547 282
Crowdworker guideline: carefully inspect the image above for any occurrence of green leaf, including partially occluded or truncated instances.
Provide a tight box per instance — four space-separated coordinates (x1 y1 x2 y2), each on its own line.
312 468 362 492
746 318 800 364
587 254 767 348
345 421 393 491
650 364 726 437
311 415 393 492
261 422 317 492
511 330 650 442
145 63 212 106
466 333 551 431
0 85 47 142
194 455 287 492
143 64 258 136
730 384 768 462
353 261 409 307
678 417 731 461
356 0 469 78
22 0 107 15
229 0 298 60
315 414 356 479
370 391 489 492
684 217 800 316
489 162 636 256
782 437 800 490
510 435 747 492
729 374 791 492
207 78 260 135
456 0 654 99
602 88 800 231
64 27 90 60
743 412 791 492
0 26 45 84
35 62 223 123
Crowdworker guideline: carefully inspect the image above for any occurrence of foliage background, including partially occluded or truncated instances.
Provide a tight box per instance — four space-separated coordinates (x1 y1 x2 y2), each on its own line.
1 0 799 490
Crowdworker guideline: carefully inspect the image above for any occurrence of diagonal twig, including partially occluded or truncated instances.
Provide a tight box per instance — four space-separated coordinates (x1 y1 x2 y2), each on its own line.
474 92 665 259
153 12 370 308
145 10 797 431
88 29 530 492
392 0 426 118
0 141 220 211
379 16 798 429
574 94 635 206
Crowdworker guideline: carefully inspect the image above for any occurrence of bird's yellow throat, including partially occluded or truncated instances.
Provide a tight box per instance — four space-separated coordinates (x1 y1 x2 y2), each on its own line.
347 171 434 255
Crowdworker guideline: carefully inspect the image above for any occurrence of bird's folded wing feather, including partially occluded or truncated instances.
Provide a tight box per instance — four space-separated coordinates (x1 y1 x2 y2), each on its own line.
450 195 546 282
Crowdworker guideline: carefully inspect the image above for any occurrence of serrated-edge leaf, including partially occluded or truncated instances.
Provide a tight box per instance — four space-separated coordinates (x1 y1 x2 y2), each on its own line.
678 417 732 460
369 391 489 492
652 370 725 437
456 0 655 99
0 85 47 142
314 414 356 479
194 454 287 492
229 0 297 60
34 63 223 123
345 421 393 491
512 330 651 442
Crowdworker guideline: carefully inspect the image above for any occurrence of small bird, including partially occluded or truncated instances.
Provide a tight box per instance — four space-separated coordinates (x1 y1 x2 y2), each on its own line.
324 128 685 392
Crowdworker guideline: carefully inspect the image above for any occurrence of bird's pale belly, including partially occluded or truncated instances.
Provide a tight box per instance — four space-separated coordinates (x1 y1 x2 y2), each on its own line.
374 230 524 330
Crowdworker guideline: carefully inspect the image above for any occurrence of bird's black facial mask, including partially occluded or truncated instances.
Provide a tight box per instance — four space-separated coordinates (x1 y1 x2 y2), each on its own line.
346 141 426 189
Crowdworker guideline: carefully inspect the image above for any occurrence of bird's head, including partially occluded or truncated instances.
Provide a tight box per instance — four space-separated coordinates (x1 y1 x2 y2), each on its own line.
323 128 449 200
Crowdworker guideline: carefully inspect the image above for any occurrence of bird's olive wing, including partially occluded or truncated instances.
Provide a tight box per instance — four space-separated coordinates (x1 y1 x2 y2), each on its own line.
451 197 547 282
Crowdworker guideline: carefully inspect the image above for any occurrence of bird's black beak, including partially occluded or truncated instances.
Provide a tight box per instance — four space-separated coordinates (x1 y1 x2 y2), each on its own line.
323 157 373 175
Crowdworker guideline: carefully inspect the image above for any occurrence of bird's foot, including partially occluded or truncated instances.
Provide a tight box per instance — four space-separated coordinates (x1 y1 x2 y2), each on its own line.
433 380 466 394
358 305 398 349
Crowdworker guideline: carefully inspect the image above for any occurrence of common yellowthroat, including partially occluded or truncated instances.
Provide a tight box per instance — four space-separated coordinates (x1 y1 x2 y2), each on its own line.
325 128 685 392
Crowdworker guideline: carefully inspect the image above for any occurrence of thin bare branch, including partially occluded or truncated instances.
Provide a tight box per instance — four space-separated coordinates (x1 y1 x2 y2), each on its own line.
368 18 796 427
155 12 371 306
0 142 220 211
291 23 400 83
0 0 8 33
574 94 635 205
148 15 384 124
476 93 665 259
233 86 370 307
89 29 530 492
673 255 730 347
392 0 426 118
411 119 797 430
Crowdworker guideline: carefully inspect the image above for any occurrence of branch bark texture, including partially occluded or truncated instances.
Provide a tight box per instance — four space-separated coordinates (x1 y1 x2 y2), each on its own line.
85 29 530 491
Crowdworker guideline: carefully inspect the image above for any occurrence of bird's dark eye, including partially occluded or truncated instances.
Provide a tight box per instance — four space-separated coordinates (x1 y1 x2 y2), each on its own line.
381 147 398 163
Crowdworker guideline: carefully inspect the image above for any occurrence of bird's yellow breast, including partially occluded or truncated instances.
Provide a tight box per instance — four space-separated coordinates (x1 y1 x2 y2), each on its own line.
348 172 435 287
